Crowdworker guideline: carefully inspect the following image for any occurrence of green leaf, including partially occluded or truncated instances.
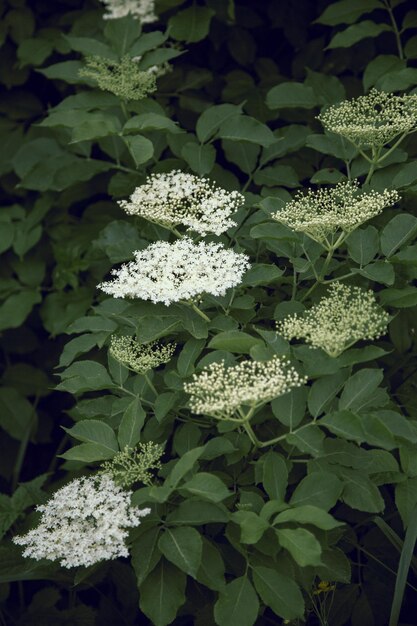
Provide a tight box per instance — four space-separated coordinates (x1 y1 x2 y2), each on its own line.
340 468 385 512
56 361 113 394
64 419 118 452
363 55 406 91
290 472 343 510
169 6 214 43
0 290 41 332
389 504 417 626
346 226 379 265
196 104 242 143
181 142 216 175
177 338 206 378
338 368 384 412
0 388 36 441
252 566 304 620
58 333 108 368
304 69 346 105
60 442 116 462
118 396 146 448
261 451 288 501
320 410 366 442
214 576 259 626
180 472 230 502
123 113 181 134
167 500 228 525
392 161 417 188
196 538 225 592
273 505 343 530
139 560 186 626
266 83 317 109
218 116 275 147
158 526 202 578
379 286 417 308
327 21 392 49
103 16 141 56
208 331 263 354
124 135 154 166
380 214 417 258
131 527 161 585
231 510 269 544
317 0 381 26
271 387 307 428
308 370 349 418
306 133 357 160
396 478 417 528
276 527 322 566
70 114 120 143
253 164 300 188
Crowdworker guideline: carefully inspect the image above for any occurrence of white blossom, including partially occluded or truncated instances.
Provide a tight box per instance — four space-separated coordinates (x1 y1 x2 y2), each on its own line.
13 475 150 569
184 356 307 418
98 237 250 305
276 282 389 357
100 0 157 23
109 335 175 373
119 171 243 236
271 181 399 249
318 88 417 148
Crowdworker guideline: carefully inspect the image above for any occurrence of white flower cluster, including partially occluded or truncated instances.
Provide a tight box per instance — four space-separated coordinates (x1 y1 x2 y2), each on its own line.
119 171 243 236
98 237 250 305
318 89 417 148
13 475 150 569
184 356 307 418
100 0 157 22
109 335 175 373
276 282 389 357
272 181 399 248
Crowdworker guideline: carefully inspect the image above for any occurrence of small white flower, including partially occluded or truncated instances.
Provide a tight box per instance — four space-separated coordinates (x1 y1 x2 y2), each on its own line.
98 237 250 305
276 282 389 357
100 0 157 23
318 88 417 148
120 171 243 236
184 356 307 418
13 475 150 569
271 181 398 249
109 335 175 373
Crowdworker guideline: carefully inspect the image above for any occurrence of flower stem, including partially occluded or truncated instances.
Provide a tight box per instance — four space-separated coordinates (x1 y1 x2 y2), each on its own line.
144 372 158 396
189 302 211 322
383 0 404 59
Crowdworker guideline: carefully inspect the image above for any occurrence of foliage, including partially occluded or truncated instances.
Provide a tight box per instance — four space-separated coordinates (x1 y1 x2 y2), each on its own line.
1 0 417 624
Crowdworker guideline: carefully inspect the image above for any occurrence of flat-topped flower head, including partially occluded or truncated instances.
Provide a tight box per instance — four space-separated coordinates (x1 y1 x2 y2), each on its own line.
184 356 307 418
318 89 417 148
100 0 157 22
119 171 243 236
13 475 150 569
80 55 156 101
98 237 250 305
109 336 175 373
101 443 164 488
276 282 389 357
271 181 399 249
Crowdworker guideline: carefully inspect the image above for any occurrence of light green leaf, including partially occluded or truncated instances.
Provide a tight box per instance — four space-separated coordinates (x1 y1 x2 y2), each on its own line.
274 505 343 530
208 331 263 354
218 116 275 147
327 21 392 49
181 142 216 175
64 419 118 453
169 6 214 43
180 472 230 502
118 396 146 448
276 527 322 566
139 560 186 626
320 410 366 442
158 527 203 578
231 510 269 544
124 135 154 166
196 104 242 143
290 472 343 510
317 0 381 26
252 566 304 620
266 82 317 110
338 368 384 412
214 576 259 626
380 214 417 258
56 361 114 394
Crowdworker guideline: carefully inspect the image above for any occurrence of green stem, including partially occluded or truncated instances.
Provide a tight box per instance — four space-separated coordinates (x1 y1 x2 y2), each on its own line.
144 372 158 396
378 132 409 163
242 421 260 447
189 302 211 322
383 0 404 59
301 247 334 302
256 422 314 448
12 397 39 490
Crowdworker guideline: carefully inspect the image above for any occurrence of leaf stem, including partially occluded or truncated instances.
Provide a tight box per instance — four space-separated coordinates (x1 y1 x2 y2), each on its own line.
189 302 211 322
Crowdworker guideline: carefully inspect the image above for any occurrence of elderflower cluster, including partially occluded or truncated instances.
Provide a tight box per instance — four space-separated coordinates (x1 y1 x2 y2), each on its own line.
98 237 250 305
184 356 307 418
272 181 399 248
119 171 243 236
318 89 417 148
276 282 389 357
109 335 176 373
101 443 164 488
100 0 157 22
13 475 150 569
80 55 156 101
